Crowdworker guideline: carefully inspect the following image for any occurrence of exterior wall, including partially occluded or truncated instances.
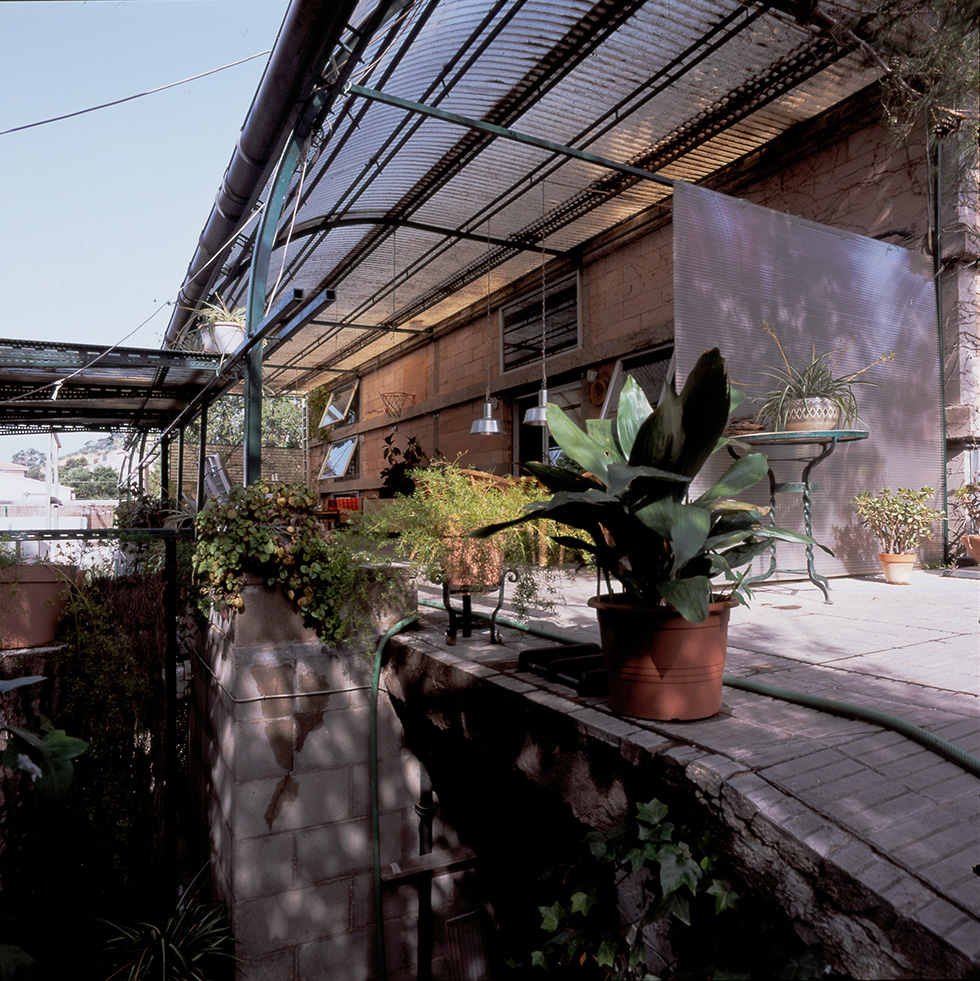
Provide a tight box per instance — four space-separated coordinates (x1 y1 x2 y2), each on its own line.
188 581 465 980
313 91 978 557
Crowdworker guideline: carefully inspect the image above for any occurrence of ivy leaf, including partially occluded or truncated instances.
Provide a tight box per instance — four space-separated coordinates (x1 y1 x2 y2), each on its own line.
658 843 702 898
539 902 565 934
596 940 619 968
707 878 739 914
570 891 595 916
636 798 669 828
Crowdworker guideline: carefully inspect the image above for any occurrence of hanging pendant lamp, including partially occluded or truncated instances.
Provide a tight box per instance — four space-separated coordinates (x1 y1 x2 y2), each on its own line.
524 199 550 427
471 223 505 436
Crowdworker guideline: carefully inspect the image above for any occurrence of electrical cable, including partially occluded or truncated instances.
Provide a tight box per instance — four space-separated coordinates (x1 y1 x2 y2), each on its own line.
0 51 272 137
417 599 980 778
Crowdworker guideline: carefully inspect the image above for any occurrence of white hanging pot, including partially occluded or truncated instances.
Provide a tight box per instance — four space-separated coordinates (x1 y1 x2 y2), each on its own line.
204 320 246 355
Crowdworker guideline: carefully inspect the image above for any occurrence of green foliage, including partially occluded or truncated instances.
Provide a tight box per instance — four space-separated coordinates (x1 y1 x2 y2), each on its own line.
59 462 119 499
0 676 88 802
360 460 562 620
475 349 827 623
193 481 397 648
184 393 304 449
756 324 894 430
529 797 737 979
953 473 980 529
101 868 236 981
12 448 45 481
197 295 245 327
853 486 945 553
379 434 427 498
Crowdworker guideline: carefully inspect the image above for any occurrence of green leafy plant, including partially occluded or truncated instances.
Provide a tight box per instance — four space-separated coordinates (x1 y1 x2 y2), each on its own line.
853 486 945 554
360 460 562 619
476 348 826 624
756 324 895 430
0 675 88 802
379 433 428 498
101 867 237 981
197 295 245 327
193 481 400 647
529 798 737 978
953 473 980 531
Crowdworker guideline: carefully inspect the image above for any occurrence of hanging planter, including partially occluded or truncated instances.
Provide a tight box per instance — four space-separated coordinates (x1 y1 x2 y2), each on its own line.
195 297 246 355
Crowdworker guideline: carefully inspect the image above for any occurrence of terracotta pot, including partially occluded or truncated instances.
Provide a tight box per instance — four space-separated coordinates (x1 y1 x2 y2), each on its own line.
0 564 77 650
878 552 915 585
587 595 733 721
961 534 980 564
443 537 503 594
782 397 841 432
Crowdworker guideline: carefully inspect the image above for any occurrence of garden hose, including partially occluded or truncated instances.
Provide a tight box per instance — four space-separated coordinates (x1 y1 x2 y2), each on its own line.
370 613 420 981
417 599 980 778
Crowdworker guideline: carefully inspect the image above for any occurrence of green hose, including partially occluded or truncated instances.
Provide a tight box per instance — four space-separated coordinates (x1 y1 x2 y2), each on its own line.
370 613 420 981
417 598 980 779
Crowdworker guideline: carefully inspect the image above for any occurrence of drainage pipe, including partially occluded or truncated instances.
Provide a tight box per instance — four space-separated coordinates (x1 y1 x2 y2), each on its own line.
370 614 420 981
418 600 980 779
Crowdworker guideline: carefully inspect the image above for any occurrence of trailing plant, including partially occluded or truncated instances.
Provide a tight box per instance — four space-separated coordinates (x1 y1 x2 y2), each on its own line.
756 324 895 430
196 295 245 327
360 460 563 620
193 481 400 648
101 867 237 981
523 797 838 980
853 486 945 554
379 433 428 498
476 348 827 624
530 797 737 978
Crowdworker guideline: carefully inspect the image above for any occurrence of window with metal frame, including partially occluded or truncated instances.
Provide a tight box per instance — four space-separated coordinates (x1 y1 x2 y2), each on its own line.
317 436 359 481
500 273 580 373
318 379 359 429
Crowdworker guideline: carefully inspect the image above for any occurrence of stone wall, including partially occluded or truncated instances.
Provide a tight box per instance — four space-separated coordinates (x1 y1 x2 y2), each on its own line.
188 580 475 980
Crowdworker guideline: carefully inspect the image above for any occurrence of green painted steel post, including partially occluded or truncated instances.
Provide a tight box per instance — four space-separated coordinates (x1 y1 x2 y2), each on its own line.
243 137 304 485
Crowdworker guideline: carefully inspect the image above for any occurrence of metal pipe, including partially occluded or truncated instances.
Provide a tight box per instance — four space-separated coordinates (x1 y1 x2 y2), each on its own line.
932 136 950 560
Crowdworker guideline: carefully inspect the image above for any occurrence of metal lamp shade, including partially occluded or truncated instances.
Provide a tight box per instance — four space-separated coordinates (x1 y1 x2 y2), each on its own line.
523 387 548 426
471 399 505 435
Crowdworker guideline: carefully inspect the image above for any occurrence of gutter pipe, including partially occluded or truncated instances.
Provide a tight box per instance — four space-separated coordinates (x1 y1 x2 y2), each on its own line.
163 0 361 348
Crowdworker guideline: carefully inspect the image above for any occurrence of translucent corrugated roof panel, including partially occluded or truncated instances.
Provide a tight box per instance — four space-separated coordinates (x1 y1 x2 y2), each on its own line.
190 0 892 394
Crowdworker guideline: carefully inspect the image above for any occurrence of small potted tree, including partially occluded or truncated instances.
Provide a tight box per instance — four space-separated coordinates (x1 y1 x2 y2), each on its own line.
953 474 980 563
853 486 945 584
476 348 825 721
756 323 895 431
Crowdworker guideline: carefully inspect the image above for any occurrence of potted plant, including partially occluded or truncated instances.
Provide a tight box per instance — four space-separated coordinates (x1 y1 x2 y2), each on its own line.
192 481 413 650
853 486 945 584
360 460 561 622
475 348 825 721
953 474 980 563
196 296 246 355
0 546 78 650
756 323 895 431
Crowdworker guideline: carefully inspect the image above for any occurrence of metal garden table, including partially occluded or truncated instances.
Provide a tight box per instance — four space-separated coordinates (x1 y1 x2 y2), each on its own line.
728 430 869 602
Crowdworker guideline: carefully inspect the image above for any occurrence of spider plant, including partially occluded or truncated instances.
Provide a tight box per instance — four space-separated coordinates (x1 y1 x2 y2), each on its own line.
756 323 894 430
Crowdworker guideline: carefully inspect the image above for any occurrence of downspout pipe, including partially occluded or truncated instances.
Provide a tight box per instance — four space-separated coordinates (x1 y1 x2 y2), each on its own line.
163 0 361 348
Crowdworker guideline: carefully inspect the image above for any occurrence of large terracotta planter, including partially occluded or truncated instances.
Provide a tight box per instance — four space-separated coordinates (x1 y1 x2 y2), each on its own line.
0 564 76 650
961 534 980 564
878 552 915 585
588 595 733 721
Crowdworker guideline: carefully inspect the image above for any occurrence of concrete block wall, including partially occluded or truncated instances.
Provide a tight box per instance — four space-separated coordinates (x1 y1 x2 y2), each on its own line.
188 581 466 980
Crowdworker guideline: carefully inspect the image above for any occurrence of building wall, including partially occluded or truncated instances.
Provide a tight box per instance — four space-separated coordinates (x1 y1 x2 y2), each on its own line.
313 91 977 556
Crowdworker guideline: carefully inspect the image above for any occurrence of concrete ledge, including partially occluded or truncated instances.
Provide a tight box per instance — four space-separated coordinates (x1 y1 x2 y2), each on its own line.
385 617 980 980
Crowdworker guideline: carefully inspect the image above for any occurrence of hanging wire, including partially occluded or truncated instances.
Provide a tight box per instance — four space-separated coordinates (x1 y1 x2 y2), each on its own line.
0 51 272 136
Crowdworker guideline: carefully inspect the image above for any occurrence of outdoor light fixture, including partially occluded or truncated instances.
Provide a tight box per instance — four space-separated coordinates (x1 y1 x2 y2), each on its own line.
524 199 550 427
471 223 504 436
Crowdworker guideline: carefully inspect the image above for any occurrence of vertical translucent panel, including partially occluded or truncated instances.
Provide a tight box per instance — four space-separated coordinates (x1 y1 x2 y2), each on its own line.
673 182 943 578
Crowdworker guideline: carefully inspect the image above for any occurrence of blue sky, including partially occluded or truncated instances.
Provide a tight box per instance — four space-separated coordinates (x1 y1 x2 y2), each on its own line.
0 0 288 458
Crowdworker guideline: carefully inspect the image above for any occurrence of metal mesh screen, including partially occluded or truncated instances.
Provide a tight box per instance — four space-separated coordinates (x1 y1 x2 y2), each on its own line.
673 182 944 578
